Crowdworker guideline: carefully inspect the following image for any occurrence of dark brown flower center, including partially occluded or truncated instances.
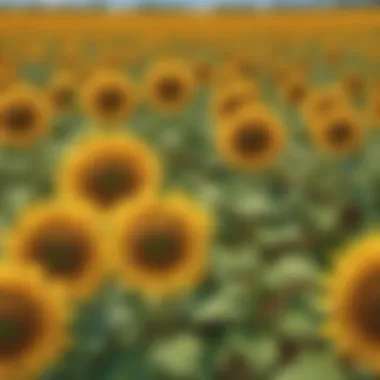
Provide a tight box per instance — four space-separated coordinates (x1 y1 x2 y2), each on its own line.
0 291 41 359
82 158 139 208
2 104 36 133
29 223 91 278
157 77 182 102
234 123 271 156
96 87 125 114
131 221 187 272
327 121 353 146
289 84 307 103
350 269 380 342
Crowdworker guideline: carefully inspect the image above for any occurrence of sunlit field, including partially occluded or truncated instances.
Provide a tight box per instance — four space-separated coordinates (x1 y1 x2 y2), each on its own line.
1 8 380 380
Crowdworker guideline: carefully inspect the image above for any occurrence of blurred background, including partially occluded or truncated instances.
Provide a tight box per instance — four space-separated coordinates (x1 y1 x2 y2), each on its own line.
0 0 379 9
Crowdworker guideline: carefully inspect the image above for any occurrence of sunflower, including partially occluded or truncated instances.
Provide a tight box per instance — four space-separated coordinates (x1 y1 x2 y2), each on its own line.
309 108 366 157
271 63 289 88
124 51 142 69
211 63 245 90
76 58 98 84
110 193 212 299
80 70 135 126
25 42 46 64
216 104 286 172
58 134 162 211
302 85 349 124
47 71 77 115
0 264 69 378
144 58 195 113
279 70 309 106
192 59 213 85
57 41 83 71
0 85 51 147
0 61 16 93
236 56 260 78
272 62 307 90
367 91 380 128
210 79 260 122
56 53 80 74
223 55 259 80
98 51 126 71
6 201 106 299
322 233 380 373
369 81 380 99
342 71 366 98
323 44 343 67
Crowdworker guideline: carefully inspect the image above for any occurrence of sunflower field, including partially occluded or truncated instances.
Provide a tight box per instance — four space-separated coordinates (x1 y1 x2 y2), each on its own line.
1 8 380 380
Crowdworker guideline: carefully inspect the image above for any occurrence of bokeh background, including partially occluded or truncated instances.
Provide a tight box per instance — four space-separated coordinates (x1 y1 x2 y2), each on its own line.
1 0 380 8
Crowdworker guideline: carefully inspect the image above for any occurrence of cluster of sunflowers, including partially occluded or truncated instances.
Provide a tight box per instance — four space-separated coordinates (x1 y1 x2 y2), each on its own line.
0 23 380 380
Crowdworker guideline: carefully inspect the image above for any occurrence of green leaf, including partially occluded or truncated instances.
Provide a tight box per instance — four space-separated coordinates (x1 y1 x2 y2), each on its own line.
274 349 345 380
